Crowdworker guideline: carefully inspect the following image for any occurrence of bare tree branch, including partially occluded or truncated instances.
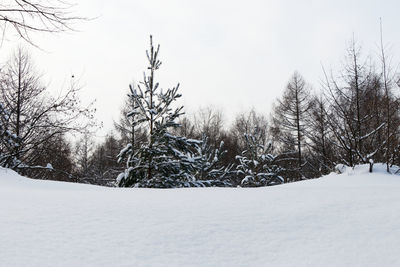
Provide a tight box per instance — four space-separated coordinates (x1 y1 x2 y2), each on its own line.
0 0 86 46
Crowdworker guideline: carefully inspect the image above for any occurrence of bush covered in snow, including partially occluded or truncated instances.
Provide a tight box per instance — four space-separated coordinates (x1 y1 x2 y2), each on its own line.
236 128 284 187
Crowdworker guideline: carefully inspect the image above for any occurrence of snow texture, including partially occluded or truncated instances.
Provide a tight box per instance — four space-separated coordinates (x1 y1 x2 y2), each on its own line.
1 164 400 266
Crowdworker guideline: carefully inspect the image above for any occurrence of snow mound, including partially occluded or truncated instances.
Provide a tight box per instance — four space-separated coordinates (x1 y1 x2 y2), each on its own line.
1 165 400 266
335 163 400 175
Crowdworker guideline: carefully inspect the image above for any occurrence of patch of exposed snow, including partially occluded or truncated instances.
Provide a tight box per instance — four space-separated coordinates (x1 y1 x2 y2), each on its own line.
1 164 400 266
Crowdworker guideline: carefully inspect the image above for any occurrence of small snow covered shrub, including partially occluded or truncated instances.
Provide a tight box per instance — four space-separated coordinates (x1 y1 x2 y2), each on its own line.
236 128 284 187
194 135 232 181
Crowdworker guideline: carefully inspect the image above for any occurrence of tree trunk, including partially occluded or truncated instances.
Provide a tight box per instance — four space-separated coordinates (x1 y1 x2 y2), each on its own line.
295 84 302 171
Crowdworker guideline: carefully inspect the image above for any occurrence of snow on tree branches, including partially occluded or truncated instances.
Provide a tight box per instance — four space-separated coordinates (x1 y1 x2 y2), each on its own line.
236 127 284 187
194 134 232 182
117 36 231 188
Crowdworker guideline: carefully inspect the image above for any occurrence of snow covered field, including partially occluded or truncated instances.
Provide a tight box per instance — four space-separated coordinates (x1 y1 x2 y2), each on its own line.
1 164 400 267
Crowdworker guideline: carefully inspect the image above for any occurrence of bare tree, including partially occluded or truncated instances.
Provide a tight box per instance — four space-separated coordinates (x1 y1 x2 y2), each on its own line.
0 47 95 172
323 39 387 171
271 72 312 177
28 133 74 181
304 94 335 175
74 130 94 178
173 116 196 139
379 18 399 172
192 106 225 146
89 132 122 186
0 102 19 168
114 94 147 149
0 0 84 45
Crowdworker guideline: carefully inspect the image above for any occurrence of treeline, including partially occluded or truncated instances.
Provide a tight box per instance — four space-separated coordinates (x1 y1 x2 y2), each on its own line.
1 35 400 187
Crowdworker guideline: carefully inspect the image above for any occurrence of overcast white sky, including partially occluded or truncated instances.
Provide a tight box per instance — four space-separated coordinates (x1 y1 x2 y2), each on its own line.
1 0 400 137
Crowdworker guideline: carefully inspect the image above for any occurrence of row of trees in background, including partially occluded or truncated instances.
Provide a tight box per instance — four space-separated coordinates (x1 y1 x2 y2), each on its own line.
84 35 400 188
1 34 400 187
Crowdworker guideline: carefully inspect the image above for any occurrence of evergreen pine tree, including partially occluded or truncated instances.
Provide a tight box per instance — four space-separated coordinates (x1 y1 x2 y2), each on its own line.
117 36 202 188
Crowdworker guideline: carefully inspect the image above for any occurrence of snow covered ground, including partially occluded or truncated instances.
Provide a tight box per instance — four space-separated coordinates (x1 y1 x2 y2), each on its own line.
1 164 400 267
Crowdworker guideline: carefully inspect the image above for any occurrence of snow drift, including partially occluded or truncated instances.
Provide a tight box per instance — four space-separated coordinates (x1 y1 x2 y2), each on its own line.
1 164 400 266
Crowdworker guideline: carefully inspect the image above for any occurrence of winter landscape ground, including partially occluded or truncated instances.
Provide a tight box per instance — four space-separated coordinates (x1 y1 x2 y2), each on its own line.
1 164 400 267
